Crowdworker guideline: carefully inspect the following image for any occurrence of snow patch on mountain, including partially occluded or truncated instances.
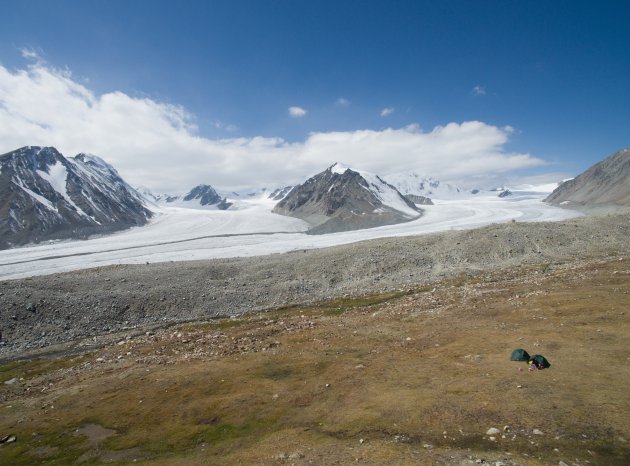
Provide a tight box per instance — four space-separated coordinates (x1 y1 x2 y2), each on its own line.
330 162 351 175
37 162 91 219
385 172 466 200
338 165 419 218
15 180 58 213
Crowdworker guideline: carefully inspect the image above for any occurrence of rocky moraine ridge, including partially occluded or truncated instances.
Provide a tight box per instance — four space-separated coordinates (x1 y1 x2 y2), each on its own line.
1 210 629 359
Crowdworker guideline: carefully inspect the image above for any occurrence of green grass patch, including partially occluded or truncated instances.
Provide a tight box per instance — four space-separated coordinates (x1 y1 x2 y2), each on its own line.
181 317 246 332
0 428 90 466
0 354 91 383
99 418 278 458
197 418 277 450
0 360 24 383
257 366 294 381
321 290 413 309
269 289 415 319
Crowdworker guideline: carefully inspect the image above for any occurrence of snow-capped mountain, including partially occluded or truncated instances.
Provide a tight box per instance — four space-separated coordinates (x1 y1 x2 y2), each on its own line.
0 146 152 249
273 163 422 234
268 186 293 201
142 184 232 210
384 173 467 200
179 184 233 209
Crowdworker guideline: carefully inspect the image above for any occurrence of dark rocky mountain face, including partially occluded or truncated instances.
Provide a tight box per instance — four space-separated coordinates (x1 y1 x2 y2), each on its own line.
273 164 422 234
0 146 152 249
268 186 293 201
183 184 222 206
170 184 231 210
545 147 630 207
404 194 434 205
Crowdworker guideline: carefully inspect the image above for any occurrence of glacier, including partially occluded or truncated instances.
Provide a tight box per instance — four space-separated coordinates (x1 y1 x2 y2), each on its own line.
0 186 581 280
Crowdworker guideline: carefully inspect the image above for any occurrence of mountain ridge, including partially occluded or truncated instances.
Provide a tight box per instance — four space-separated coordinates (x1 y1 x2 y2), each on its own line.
545 147 630 207
273 162 423 234
0 146 152 249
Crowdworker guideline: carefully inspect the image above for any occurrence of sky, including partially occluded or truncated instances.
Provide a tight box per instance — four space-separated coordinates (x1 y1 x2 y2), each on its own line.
0 0 628 193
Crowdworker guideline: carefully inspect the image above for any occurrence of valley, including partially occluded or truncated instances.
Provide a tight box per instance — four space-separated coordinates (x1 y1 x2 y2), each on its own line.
0 188 579 281
1 147 629 465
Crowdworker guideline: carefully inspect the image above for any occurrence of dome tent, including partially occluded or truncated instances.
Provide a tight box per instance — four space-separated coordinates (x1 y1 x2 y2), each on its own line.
528 354 551 369
510 348 530 361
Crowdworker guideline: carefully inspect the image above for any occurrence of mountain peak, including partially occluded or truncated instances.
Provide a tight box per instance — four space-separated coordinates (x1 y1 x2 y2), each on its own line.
274 164 422 234
74 152 110 167
329 162 353 175
0 146 151 249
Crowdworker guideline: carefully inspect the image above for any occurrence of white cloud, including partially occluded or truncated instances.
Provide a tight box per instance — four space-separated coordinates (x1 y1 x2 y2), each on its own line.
19 47 44 62
335 97 351 107
380 107 394 117
0 60 545 193
212 120 239 132
472 85 486 96
288 106 307 117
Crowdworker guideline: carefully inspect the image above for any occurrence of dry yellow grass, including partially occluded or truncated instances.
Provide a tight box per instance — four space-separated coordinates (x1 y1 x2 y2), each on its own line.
1 257 629 465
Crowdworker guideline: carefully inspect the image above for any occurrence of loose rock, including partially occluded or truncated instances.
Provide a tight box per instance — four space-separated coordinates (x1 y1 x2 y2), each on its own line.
0 435 16 444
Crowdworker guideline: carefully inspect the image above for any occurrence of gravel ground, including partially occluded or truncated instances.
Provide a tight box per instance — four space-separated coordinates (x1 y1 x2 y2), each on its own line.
1 210 629 360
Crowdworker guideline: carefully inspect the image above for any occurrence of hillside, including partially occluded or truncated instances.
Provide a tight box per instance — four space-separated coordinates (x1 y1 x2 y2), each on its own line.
1 250 629 465
545 147 630 207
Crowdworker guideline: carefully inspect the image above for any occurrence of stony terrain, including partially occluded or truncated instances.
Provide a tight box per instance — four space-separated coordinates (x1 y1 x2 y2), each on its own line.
0 239 629 465
1 210 629 360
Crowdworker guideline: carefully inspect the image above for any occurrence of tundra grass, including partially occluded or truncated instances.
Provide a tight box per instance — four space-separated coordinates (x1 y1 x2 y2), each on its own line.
1 258 630 465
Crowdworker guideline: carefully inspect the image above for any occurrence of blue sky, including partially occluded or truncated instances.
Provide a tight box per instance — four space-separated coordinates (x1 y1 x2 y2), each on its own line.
0 1 628 192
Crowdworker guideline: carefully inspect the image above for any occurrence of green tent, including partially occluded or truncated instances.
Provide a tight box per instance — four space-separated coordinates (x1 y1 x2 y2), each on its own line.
528 354 551 369
510 348 530 361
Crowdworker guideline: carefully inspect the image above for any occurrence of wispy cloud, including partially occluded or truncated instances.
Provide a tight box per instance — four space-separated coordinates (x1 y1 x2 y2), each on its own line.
472 85 486 96
335 97 351 107
380 107 394 117
288 106 307 117
0 59 545 193
212 120 239 133
20 47 44 62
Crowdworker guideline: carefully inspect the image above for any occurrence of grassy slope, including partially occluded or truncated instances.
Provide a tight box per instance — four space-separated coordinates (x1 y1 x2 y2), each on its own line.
1 257 629 465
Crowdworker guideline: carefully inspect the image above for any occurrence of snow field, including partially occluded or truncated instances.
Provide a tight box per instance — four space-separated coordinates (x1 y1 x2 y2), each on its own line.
0 190 581 280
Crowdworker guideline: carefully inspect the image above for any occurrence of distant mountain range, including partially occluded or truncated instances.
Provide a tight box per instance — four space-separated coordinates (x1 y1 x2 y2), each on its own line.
2 144 628 250
385 173 466 200
273 163 424 234
142 184 232 210
0 146 152 250
545 147 630 207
